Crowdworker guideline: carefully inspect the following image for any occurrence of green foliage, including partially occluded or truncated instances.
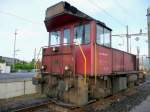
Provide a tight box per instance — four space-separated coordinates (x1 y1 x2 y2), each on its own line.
12 60 35 72
0 58 5 63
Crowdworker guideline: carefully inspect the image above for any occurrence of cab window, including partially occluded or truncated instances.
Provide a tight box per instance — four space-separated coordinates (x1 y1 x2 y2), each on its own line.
63 29 70 45
84 24 90 43
96 24 111 47
104 28 111 47
96 25 104 45
49 31 61 46
74 24 90 44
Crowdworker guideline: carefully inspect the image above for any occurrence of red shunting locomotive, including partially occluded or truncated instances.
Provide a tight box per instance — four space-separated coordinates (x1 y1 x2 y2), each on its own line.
34 1 140 105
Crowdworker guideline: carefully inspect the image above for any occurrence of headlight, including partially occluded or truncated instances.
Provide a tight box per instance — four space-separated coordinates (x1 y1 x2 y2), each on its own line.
41 65 44 69
64 65 69 71
41 65 47 70
52 47 56 51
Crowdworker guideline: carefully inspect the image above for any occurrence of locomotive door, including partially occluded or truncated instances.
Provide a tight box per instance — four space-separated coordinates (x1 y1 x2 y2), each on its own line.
51 55 62 74
50 46 74 75
50 27 74 74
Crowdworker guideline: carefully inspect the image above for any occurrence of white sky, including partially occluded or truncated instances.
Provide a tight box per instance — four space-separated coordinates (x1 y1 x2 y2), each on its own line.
0 0 149 61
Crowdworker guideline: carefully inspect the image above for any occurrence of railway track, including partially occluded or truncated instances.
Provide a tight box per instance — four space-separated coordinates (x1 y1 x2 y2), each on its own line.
14 101 51 112
13 81 147 112
10 86 141 112
13 99 77 112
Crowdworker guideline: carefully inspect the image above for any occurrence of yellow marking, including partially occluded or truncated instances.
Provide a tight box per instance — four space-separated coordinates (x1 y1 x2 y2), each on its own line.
77 42 87 84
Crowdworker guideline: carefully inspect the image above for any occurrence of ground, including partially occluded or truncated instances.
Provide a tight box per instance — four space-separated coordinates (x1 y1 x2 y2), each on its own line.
0 94 49 112
79 75 150 112
0 75 150 112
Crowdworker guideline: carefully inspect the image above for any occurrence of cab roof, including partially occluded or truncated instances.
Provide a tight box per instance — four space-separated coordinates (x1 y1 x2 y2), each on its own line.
44 1 112 31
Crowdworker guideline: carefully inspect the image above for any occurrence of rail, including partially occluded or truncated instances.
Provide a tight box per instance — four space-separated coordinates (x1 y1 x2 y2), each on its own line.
34 47 43 78
14 101 51 112
36 44 87 84
13 99 77 112
36 47 43 61
35 47 43 68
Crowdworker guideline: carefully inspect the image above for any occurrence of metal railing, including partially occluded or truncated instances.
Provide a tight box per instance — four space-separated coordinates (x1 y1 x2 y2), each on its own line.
76 42 87 84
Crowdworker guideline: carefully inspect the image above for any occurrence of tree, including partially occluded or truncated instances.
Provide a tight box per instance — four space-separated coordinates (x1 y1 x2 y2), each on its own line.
11 60 35 72
0 58 5 63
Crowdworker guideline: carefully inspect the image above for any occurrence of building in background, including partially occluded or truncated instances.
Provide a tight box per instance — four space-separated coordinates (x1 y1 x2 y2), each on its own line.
0 63 11 73
139 55 150 74
0 56 21 66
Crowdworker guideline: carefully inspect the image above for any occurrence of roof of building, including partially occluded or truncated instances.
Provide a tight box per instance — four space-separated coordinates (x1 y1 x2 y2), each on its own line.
0 56 23 65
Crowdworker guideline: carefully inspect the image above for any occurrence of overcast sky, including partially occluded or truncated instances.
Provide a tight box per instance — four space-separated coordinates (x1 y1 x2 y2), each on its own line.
0 0 149 61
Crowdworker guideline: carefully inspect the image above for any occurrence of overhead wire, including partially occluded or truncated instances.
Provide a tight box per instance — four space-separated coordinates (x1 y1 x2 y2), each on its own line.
111 0 128 25
113 0 129 15
0 10 43 25
86 0 126 27
0 0 126 28
111 0 144 35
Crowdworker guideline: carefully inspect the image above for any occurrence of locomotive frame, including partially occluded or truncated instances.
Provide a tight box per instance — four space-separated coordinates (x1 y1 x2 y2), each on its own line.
33 1 142 106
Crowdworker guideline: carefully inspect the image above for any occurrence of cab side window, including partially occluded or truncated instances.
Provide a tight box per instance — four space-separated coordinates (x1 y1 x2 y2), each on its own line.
84 24 90 44
96 24 111 47
63 29 70 45
49 31 61 46
104 28 111 47
74 24 90 44
74 25 83 44
96 25 104 45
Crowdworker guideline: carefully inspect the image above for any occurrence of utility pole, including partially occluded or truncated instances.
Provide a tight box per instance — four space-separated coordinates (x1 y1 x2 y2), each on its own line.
34 48 37 69
137 46 140 58
112 28 147 53
34 48 36 61
126 25 129 53
13 29 17 70
147 7 150 62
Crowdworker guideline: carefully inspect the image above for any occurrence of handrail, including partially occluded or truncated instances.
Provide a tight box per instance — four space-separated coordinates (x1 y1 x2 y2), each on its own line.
36 44 87 84
76 42 87 84
36 47 43 61
35 47 43 73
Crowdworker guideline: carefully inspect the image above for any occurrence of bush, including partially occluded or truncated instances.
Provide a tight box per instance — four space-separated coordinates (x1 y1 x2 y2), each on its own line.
11 60 35 72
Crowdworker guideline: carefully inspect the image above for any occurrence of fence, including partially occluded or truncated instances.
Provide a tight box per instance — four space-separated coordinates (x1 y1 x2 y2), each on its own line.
0 79 37 99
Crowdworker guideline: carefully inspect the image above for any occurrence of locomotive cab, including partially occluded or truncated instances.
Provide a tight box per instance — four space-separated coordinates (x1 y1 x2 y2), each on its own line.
42 20 112 75
35 1 138 106
42 1 112 75
43 22 93 75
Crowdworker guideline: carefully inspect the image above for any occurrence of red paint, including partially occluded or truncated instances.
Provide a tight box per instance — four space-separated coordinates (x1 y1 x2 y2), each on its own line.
95 46 112 75
124 53 135 71
42 54 51 73
94 46 136 76
42 14 137 76
75 45 91 75
90 21 96 76
45 13 88 32
112 49 124 72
